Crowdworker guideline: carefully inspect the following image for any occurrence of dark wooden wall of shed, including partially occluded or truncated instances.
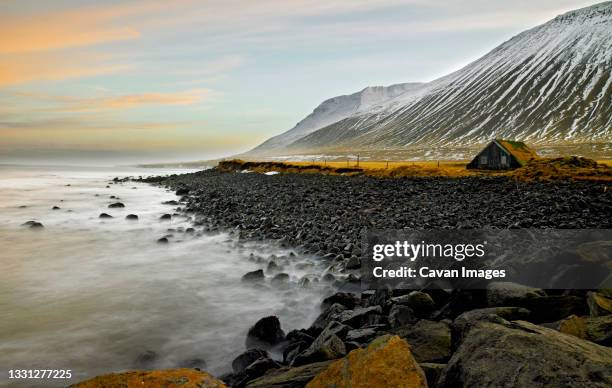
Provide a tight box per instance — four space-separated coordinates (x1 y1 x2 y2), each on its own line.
466 142 520 169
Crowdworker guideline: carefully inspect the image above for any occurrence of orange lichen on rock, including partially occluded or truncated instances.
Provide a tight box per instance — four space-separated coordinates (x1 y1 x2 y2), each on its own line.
306 335 428 388
558 315 588 339
70 368 226 388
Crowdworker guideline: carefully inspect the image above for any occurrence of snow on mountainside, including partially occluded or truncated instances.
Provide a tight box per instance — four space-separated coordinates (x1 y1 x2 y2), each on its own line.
248 2 611 158
247 83 424 154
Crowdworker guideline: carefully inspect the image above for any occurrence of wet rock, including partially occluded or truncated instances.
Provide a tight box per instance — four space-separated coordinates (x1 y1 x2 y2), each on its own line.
391 291 435 318
321 273 335 283
232 349 269 373
242 269 265 283
293 324 347 366
339 306 383 328
320 292 360 311
22 221 44 229
393 320 451 363
345 256 361 270
244 356 282 380
246 360 333 388
126 214 139 220
345 327 379 344
587 291 612 317
388 304 417 328
99 213 113 219
271 273 289 286
157 237 169 244
52 206 60 210
70 369 225 388
437 320 612 388
160 214 172 220
175 188 190 196
162 200 179 205
108 202 125 208
311 303 348 331
307 335 427 388
486 281 546 306
266 261 280 273
246 316 285 349
452 306 531 347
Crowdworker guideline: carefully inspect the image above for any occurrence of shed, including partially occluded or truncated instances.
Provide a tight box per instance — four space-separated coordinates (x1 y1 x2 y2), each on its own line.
466 139 538 170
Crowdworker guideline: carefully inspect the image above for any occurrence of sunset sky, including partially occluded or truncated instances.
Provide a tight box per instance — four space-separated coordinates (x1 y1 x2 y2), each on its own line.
0 0 602 165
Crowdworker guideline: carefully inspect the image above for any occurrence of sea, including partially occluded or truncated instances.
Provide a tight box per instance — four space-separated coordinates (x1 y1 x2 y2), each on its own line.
0 164 329 386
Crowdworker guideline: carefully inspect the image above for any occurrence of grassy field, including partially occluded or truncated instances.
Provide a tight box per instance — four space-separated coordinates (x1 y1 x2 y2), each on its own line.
220 157 612 183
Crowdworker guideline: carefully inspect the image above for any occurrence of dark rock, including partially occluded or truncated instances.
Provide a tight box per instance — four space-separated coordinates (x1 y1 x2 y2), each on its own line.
393 320 451 363
232 349 269 373
391 291 435 318
99 213 113 218
438 320 612 388
292 324 347 366
243 357 281 380
22 221 44 229
311 303 348 331
160 214 172 220
345 327 379 343
345 256 361 269
558 314 612 346
242 269 265 283
175 188 190 196
266 261 280 273
157 237 169 244
521 295 588 323
246 316 285 349
246 360 333 388
587 291 612 317
486 281 546 306
452 307 531 348
52 206 60 210
162 200 179 205
339 305 383 328
108 202 125 208
271 273 289 286
388 304 417 328
320 292 360 311
125 214 139 220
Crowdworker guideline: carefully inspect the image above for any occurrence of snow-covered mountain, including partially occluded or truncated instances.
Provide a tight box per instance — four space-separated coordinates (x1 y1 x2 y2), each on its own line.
248 83 424 154
246 2 611 157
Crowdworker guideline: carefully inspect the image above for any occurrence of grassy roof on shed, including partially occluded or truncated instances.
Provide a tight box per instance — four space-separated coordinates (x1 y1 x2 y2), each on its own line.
496 139 539 166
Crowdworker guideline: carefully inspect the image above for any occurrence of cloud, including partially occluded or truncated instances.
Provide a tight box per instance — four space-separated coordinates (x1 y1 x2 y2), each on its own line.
7 88 215 111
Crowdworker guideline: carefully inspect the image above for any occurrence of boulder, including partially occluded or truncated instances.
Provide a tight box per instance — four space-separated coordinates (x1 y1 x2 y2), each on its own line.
345 327 379 344
160 214 172 220
485 281 546 306
157 237 168 244
126 214 139 220
22 221 44 229
390 291 436 318
558 314 612 346
134 350 158 368
246 316 285 349
311 303 347 331
388 304 417 328
452 307 531 347
393 320 451 363
338 306 383 328
271 273 290 286
176 188 190 196
246 361 333 388
69 369 226 388
306 335 427 388
243 357 282 380
108 202 125 208
52 206 60 210
99 213 113 218
292 325 347 366
232 349 269 373
242 270 265 283
587 291 612 317
438 320 612 388
320 292 360 311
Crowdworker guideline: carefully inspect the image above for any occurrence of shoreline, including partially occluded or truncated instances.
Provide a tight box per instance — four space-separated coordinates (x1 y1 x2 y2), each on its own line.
130 168 612 387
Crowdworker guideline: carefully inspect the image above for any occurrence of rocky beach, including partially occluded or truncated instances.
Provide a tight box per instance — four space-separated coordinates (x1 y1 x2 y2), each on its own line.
124 167 612 387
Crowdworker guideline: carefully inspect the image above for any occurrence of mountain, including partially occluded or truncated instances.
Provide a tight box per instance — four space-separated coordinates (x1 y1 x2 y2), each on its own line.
248 83 424 154
246 2 611 158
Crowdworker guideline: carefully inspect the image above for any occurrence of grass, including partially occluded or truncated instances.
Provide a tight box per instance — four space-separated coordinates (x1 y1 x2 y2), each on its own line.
220 157 612 183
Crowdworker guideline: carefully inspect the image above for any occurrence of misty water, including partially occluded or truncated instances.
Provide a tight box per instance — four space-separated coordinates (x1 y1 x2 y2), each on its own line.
0 165 330 386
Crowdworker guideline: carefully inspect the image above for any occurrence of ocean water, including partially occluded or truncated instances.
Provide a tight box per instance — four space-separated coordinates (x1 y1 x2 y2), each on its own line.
0 165 330 386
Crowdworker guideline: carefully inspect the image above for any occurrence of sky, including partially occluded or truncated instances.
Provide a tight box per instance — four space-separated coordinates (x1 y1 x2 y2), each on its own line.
0 0 603 165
